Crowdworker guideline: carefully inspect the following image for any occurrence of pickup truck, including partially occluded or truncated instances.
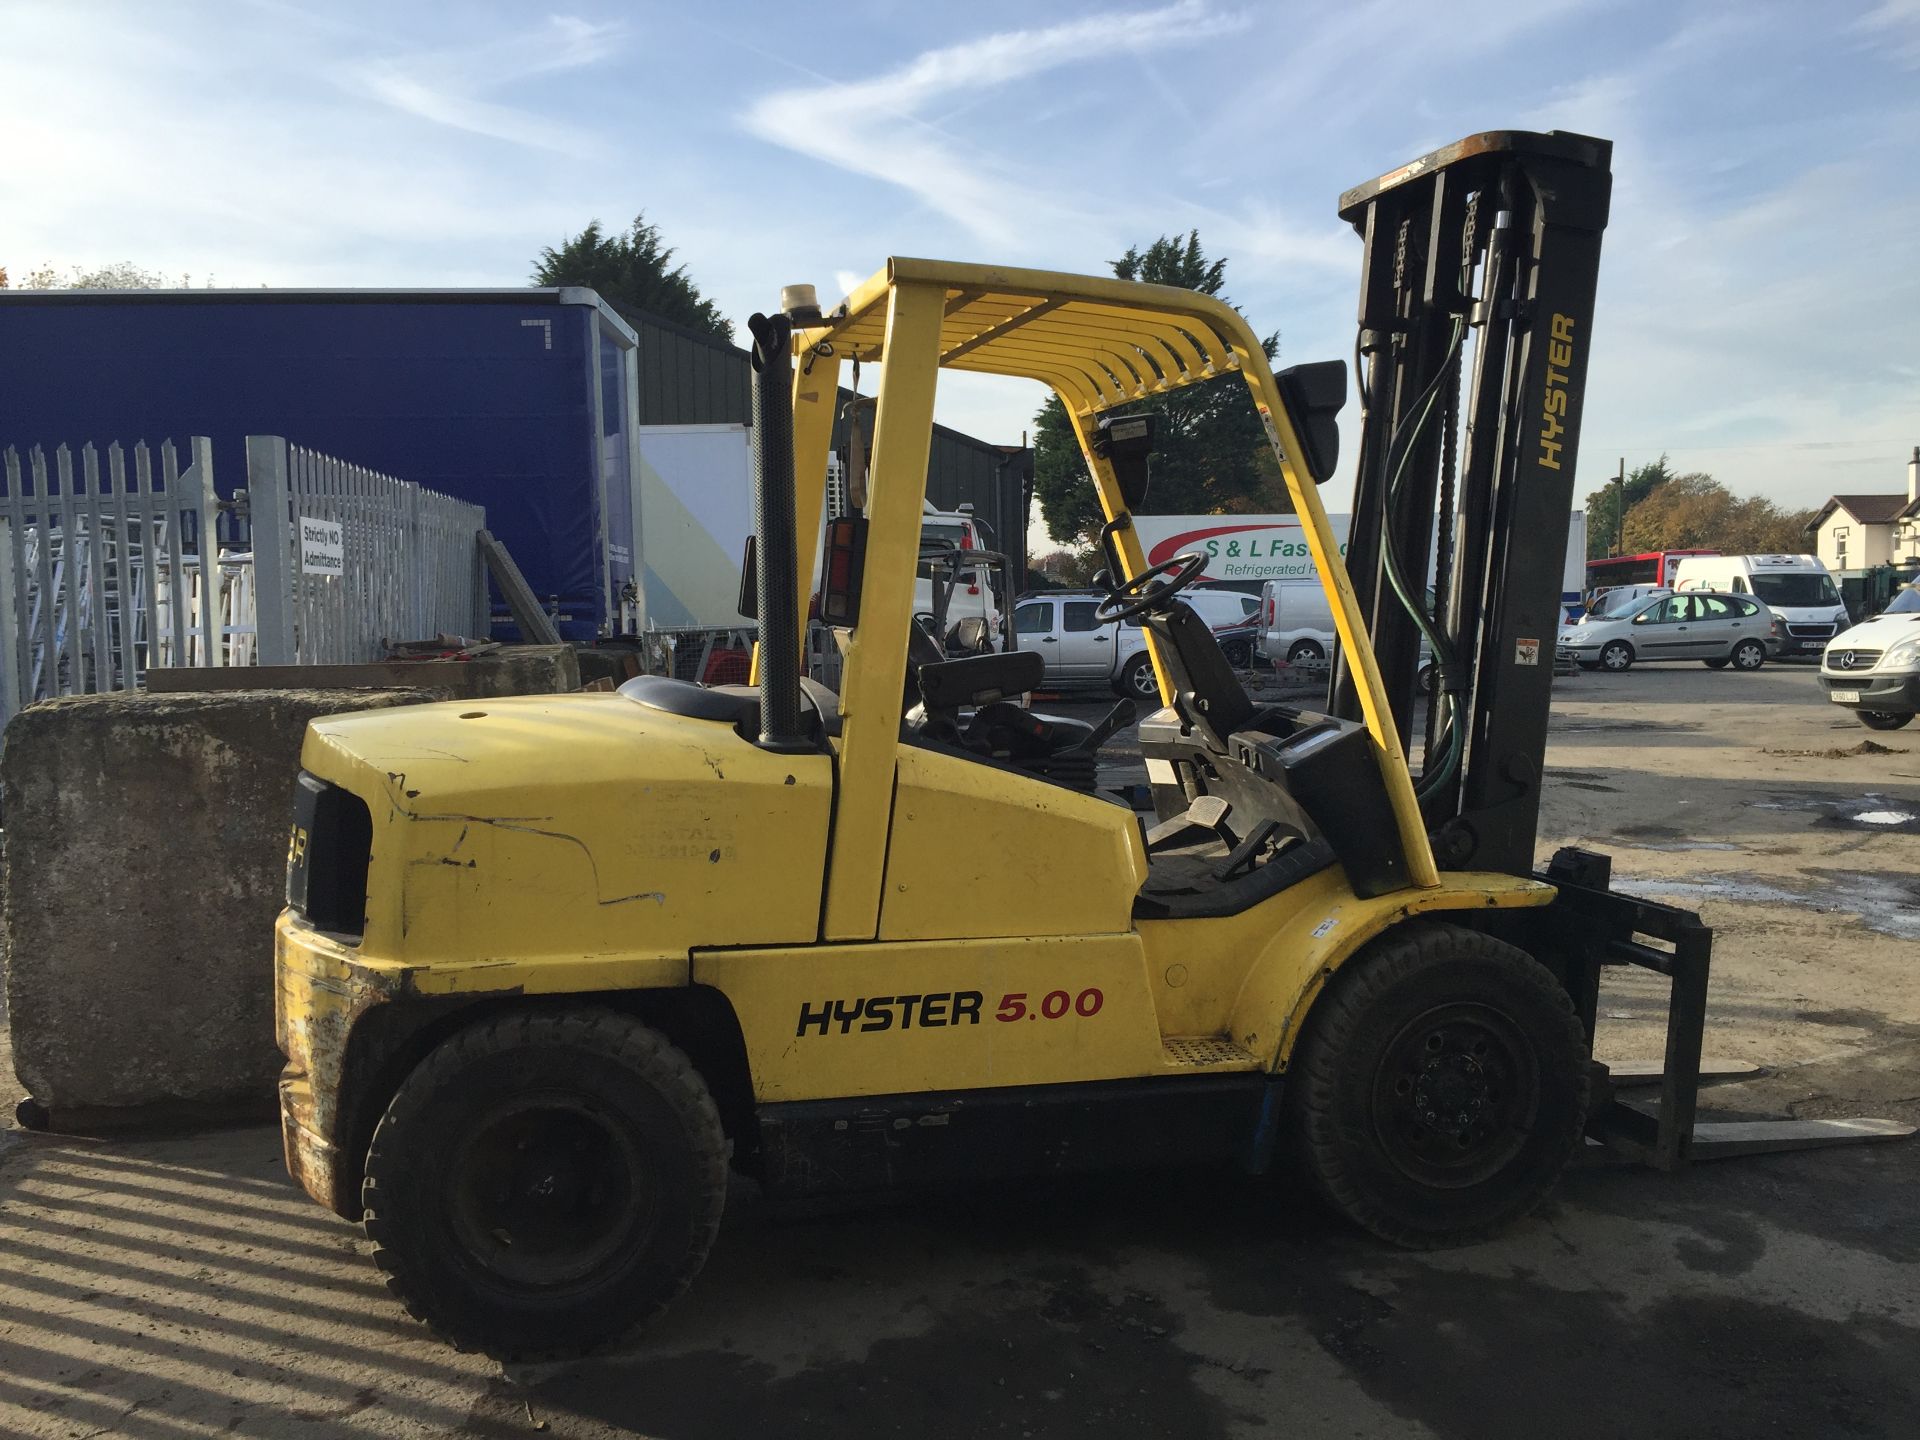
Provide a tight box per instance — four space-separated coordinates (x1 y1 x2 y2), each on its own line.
1011 592 1158 699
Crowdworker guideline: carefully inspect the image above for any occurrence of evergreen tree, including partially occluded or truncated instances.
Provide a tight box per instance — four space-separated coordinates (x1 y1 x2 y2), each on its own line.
533 215 731 342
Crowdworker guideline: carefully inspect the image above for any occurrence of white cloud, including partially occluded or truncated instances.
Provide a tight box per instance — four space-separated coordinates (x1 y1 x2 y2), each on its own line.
1857 0 1920 67
739 1 1250 248
340 15 625 151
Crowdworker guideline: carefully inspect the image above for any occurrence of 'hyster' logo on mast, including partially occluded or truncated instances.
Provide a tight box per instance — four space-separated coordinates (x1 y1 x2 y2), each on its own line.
1538 313 1578 472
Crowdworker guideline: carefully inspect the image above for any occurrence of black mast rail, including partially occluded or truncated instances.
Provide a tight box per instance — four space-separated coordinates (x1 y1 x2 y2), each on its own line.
1330 130 1611 875
1329 132 1908 1168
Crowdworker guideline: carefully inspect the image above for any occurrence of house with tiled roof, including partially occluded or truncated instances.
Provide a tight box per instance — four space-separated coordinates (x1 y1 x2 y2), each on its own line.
1805 448 1920 571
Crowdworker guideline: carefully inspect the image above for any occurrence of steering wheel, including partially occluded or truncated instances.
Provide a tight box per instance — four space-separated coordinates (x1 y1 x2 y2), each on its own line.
1093 551 1208 624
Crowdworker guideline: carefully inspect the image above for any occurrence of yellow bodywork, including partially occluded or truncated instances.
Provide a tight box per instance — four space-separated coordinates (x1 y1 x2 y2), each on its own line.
275 257 1561 1212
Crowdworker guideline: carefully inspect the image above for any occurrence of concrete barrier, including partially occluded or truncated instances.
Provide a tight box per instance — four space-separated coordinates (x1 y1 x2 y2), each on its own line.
2 689 444 1126
145 643 582 699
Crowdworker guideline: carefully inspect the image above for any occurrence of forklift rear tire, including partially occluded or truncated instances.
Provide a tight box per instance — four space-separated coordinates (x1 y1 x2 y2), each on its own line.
1118 653 1159 701
362 1007 727 1359
1284 921 1588 1249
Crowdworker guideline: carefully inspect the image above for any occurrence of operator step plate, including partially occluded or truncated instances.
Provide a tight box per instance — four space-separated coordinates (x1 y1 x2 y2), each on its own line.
1161 1036 1260 1069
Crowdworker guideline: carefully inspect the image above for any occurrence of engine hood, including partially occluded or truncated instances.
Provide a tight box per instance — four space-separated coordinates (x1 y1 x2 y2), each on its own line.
1827 612 1920 657
299 692 834 966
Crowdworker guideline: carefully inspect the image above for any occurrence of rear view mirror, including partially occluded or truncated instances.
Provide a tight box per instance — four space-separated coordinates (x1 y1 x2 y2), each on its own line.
1093 412 1156 508
1272 360 1347 484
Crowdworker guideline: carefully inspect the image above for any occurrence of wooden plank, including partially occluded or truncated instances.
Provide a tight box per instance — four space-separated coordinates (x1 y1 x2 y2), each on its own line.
479 529 562 644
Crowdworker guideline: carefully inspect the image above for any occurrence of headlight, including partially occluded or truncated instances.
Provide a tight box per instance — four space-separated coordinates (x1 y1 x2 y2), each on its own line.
1882 636 1920 670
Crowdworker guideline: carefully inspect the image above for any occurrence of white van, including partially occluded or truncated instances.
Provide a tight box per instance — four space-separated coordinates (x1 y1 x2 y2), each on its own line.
916 502 1002 643
1256 579 1337 665
1671 554 1848 658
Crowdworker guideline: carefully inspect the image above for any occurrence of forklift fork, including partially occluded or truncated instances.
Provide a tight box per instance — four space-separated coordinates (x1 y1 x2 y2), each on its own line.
1543 848 1911 1165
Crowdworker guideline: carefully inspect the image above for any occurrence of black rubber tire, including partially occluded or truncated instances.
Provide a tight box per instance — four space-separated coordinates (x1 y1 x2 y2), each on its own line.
1221 638 1252 669
1858 711 1914 731
1286 639 1326 666
1598 640 1633 672
1117 652 1158 701
1284 920 1589 1249
1730 639 1766 671
1417 662 1437 696
362 1007 727 1359
1703 658 1728 670
1576 661 1600 671
14 1097 50 1131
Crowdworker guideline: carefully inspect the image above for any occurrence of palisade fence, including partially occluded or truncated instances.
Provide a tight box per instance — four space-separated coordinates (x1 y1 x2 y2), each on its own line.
243 436 488 668
0 435 489 728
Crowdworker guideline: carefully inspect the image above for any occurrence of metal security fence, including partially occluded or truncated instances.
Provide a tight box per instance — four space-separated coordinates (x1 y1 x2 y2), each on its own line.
0 434 491 726
0 438 248 725
245 436 489 666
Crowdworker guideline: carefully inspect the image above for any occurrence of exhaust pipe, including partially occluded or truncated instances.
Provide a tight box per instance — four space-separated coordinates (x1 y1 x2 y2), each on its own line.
747 311 810 752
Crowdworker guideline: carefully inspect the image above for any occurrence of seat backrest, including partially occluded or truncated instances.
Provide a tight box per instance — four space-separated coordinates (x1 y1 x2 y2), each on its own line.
917 648 1045 711
1144 600 1258 750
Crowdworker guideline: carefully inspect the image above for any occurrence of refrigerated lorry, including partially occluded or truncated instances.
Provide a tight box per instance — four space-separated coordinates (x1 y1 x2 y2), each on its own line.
0 287 641 640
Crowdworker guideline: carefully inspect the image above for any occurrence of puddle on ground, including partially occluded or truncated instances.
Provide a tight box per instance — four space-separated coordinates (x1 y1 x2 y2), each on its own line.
1615 868 1920 942
1624 840 1742 852
1745 790 1920 834
1557 718 1697 734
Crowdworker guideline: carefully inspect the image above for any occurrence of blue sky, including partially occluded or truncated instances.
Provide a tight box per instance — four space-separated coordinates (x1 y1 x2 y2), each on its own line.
5 0 1916 539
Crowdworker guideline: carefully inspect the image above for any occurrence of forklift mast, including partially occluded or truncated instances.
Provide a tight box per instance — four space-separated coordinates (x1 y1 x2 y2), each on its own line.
1330 131 1611 877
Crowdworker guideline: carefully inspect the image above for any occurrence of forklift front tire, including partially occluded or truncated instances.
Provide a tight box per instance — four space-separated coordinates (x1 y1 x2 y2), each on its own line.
361 1007 727 1359
1284 921 1588 1249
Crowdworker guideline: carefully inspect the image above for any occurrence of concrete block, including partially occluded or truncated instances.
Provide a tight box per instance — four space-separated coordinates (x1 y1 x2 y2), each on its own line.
2 689 439 1123
144 643 583 700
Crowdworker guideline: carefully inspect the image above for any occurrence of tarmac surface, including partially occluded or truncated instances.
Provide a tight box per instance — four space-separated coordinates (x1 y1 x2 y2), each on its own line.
2 661 1916 1438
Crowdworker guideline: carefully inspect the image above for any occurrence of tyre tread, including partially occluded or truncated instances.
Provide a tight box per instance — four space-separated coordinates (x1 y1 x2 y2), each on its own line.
1286 920 1587 1250
362 1005 727 1359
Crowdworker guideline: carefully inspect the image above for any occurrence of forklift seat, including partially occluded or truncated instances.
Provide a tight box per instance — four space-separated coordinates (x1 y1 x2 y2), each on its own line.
1142 599 1258 753
618 674 842 740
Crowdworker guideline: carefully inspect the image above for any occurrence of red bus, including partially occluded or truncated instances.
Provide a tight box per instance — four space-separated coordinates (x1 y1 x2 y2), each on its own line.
1584 549 1716 593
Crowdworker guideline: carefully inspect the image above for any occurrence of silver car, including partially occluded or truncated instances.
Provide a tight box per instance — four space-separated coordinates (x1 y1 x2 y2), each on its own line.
1557 590 1773 673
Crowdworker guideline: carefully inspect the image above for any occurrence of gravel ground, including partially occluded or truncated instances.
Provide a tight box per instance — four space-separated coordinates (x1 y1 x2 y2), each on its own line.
2 661 1915 1439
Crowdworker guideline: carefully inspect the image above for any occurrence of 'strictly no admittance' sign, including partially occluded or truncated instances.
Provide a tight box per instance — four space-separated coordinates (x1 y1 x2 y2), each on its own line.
299 518 345 576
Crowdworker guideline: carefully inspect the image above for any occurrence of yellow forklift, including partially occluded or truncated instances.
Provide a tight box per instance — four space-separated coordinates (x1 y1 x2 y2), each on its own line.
274 132 1906 1357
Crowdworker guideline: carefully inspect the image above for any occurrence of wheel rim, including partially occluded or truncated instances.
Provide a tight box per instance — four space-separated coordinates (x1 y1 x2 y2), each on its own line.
1130 661 1158 697
1602 643 1629 671
1734 643 1762 669
1289 642 1323 665
448 1096 654 1289
1371 1002 1540 1189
